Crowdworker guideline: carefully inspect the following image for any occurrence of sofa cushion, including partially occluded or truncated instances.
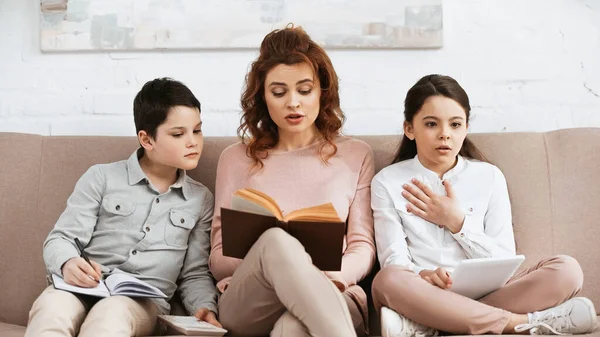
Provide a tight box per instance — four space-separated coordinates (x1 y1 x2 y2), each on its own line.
1 130 599 331
0 322 26 337
546 129 600 312
0 133 44 326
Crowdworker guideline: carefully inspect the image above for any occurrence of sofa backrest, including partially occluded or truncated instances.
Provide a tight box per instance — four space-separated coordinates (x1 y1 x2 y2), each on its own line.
1 129 598 326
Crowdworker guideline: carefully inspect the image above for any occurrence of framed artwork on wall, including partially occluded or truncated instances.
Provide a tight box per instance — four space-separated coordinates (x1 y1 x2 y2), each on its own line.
40 0 443 51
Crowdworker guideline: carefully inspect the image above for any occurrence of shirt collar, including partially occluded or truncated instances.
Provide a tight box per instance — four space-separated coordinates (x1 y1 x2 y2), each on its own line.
171 169 191 200
126 148 191 200
126 149 147 186
412 154 465 181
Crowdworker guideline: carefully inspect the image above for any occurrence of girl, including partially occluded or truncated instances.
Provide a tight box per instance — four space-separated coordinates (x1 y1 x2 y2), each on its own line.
371 74 597 336
208 25 375 336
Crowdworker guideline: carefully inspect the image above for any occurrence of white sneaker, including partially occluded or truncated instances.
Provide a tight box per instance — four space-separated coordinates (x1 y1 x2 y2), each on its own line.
381 307 438 337
514 297 598 335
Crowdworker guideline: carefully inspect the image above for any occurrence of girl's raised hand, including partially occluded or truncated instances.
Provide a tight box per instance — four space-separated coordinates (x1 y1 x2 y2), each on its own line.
402 178 465 233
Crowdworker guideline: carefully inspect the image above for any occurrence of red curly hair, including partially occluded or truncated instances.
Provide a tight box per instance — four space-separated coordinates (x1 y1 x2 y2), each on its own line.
238 25 345 168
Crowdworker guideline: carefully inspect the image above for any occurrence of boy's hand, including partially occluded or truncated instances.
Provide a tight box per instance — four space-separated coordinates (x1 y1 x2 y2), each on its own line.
61 257 102 287
194 308 222 328
419 268 452 289
402 179 465 233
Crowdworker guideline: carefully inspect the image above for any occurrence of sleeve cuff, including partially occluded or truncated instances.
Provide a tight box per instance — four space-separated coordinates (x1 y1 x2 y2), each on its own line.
49 251 79 277
183 288 219 317
451 213 474 242
191 302 218 317
451 215 487 243
410 264 426 276
449 216 493 258
451 228 468 241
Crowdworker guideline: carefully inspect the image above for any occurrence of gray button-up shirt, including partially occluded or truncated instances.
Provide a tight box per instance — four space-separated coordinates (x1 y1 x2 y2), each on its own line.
43 150 218 315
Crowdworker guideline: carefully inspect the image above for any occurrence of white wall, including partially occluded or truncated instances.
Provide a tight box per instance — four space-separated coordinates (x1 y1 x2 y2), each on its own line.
0 0 599 137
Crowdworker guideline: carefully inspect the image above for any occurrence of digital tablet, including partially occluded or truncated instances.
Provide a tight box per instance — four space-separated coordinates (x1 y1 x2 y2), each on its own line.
450 255 525 299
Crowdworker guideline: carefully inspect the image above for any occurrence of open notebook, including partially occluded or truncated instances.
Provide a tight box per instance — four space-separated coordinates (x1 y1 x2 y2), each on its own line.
51 273 167 298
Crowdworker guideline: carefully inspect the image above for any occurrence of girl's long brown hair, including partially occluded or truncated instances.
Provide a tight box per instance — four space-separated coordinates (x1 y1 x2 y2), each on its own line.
392 74 488 164
238 25 344 168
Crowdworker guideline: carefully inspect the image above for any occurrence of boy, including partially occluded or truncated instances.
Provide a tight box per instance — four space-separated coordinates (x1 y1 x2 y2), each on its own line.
25 78 220 336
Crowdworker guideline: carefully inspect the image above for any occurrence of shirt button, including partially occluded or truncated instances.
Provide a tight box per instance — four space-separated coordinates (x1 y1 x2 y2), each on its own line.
469 207 473 212
438 225 443 229
155 198 160 204
180 218 185 224
460 233 465 238
115 205 121 211
131 250 137 255
145 226 150 232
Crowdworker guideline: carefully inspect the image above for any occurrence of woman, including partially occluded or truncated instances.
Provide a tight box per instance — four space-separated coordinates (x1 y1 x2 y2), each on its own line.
208 25 376 336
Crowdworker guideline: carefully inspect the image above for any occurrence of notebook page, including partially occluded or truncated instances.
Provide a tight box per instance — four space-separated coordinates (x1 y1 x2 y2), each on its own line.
104 273 167 298
51 274 110 297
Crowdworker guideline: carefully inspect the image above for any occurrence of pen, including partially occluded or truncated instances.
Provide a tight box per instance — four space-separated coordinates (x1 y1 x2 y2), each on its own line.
74 238 99 282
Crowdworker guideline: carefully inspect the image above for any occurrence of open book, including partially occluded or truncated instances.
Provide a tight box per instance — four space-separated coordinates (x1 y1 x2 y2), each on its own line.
221 188 346 271
51 273 168 299
158 315 227 336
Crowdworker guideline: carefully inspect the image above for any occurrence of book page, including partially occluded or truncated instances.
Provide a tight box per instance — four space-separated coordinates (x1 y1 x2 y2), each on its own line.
105 273 167 298
51 274 110 298
231 194 273 217
233 189 283 220
284 202 342 222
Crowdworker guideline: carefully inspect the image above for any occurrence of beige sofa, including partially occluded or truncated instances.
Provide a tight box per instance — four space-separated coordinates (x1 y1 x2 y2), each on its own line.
1 129 599 337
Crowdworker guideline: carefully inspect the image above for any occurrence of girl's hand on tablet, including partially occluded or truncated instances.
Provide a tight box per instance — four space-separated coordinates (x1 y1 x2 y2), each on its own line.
419 268 452 289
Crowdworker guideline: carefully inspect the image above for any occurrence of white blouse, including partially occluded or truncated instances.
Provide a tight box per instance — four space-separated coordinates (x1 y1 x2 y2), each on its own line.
371 155 516 275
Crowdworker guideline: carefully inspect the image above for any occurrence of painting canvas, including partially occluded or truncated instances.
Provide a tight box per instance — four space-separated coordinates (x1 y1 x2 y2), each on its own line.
40 0 443 51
